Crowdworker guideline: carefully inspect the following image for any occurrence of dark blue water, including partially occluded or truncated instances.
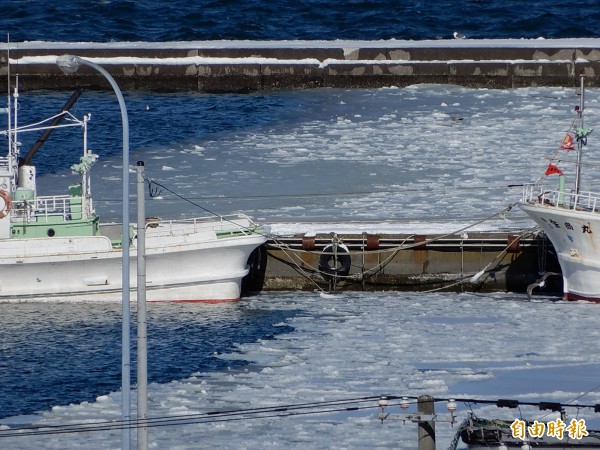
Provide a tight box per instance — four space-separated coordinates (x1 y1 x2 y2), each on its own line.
16 91 300 177
1 0 598 423
1 93 296 418
0 302 295 419
2 0 600 42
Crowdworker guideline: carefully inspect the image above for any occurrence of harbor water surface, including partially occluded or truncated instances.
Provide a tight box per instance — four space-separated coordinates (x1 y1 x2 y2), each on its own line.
2 0 600 448
1 86 600 449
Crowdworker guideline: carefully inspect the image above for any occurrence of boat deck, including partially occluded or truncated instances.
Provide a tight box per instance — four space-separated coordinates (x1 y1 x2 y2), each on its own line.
522 184 600 214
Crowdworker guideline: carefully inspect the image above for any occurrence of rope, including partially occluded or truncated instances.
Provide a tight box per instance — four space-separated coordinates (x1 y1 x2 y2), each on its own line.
142 177 269 238
267 233 414 284
265 248 331 293
0 112 84 137
133 183 515 204
270 202 519 258
145 178 226 219
447 418 470 450
141 178 535 295
267 202 523 289
421 227 536 293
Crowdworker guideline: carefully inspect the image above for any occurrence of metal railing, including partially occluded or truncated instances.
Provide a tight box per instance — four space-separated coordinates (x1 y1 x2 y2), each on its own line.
143 214 260 237
33 194 73 220
0 156 10 171
522 184 600 213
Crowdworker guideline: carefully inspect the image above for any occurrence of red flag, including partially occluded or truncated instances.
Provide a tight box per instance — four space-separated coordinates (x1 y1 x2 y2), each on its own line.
560 133 575 150
545 164 563 176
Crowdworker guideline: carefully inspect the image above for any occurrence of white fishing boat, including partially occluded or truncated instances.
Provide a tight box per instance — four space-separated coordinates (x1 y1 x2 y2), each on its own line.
519 72 600 302
0 81 266 302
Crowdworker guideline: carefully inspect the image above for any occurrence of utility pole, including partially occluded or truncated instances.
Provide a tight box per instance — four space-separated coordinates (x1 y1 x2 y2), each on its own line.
417 395 436 450
136 161 148 450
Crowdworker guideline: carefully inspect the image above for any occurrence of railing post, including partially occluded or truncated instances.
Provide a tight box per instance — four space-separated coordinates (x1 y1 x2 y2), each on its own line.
418 395 436 450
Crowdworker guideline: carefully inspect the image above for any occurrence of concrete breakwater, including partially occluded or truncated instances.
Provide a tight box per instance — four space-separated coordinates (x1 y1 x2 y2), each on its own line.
243 231 562 296
2 38 600 92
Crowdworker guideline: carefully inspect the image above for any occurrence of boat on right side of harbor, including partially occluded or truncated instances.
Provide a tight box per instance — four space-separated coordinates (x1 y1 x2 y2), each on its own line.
519 71 600 302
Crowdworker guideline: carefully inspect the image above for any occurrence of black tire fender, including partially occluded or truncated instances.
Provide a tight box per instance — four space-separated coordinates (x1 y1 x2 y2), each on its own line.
318 244 351 277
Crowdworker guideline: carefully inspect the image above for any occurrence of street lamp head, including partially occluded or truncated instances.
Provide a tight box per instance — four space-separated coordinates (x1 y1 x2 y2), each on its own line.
56 54 82 74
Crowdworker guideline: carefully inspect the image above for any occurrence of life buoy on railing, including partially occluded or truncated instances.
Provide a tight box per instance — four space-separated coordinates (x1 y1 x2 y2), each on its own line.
318 244 351 278
0 189 12 219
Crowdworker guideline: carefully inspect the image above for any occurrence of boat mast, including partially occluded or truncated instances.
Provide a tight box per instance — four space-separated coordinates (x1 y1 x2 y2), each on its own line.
12 77 18 160
82 114 91 219
574 71 585 195
6 36 12 169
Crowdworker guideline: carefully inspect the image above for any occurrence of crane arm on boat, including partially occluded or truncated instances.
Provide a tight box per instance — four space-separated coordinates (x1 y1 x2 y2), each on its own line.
19 88 83 167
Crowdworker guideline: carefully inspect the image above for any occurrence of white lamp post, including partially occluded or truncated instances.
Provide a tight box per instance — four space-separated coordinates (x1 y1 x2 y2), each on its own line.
57 55 131 450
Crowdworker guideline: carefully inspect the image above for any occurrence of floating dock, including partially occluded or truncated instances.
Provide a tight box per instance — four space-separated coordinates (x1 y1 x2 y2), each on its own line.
243 231 562 296
2 39 600 92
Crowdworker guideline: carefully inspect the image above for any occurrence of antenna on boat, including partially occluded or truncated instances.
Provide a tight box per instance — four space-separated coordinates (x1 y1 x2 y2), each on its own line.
6 34 12 164
574 70 585 195
4 34 19 194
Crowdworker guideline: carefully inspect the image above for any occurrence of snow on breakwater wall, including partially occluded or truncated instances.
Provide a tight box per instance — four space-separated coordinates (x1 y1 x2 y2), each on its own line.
4 38 600 92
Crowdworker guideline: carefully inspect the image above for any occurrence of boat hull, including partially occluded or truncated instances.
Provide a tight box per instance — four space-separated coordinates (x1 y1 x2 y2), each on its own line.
0 221 266 303
519 201 600 302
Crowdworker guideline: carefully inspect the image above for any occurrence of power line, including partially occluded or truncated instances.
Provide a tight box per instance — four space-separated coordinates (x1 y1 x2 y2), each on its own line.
2 394 599 439
0 395 383 438
93 182 513 204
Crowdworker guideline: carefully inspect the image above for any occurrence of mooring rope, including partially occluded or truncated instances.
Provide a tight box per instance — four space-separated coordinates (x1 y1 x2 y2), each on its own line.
140 178 539 295
267 202 525 288
421 227 536 293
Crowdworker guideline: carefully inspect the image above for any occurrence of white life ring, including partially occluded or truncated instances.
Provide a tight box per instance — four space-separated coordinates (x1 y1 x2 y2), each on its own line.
0 189 11 219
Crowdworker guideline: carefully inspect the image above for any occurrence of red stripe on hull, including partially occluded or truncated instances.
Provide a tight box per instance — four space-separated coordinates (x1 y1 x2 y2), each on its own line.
564 292 600 303
148 298 241 304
